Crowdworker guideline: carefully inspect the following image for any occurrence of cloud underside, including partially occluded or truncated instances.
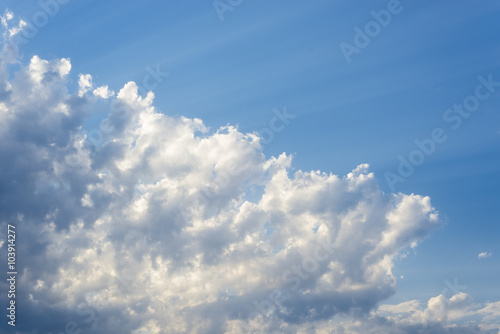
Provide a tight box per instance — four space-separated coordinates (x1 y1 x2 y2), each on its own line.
0 16 498 334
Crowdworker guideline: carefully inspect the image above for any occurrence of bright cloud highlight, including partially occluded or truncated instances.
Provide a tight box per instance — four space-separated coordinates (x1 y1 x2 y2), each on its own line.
0 12 498 334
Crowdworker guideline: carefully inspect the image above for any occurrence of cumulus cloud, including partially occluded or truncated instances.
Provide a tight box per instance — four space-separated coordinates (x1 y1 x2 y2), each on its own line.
78 73 93 96
376 293 500 334
0 15 498 334
93 85 115 99
478 252 492 259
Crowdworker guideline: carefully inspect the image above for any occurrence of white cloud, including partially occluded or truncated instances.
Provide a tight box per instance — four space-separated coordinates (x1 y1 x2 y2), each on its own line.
0 9 13 30
93 85 114 98
0 15 498 334
8 18 26 37
1 9 26 42
78 73 93 96
375 293 500 333
28 55 71 83
478 252 492 259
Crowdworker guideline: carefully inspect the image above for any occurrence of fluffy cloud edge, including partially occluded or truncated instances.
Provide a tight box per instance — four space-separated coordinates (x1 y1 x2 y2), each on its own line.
0 10 498 334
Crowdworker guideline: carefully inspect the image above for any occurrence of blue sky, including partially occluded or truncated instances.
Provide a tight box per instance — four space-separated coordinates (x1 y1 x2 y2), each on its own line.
1 0 499 332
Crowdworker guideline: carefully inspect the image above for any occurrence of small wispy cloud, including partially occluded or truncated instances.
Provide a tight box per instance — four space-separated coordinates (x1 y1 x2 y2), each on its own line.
478 252 492 259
